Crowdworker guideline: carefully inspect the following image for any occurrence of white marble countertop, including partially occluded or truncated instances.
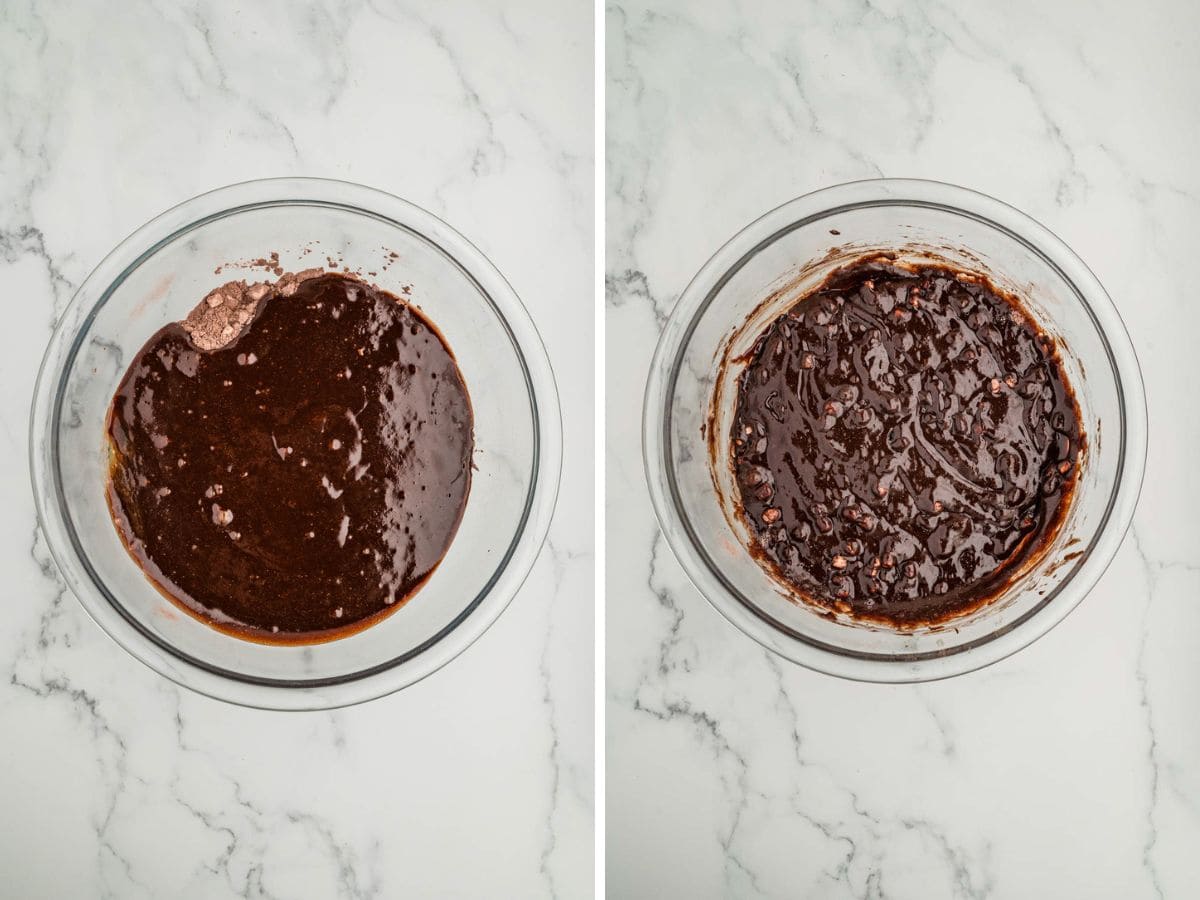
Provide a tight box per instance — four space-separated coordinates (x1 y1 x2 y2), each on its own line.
2 2 592 897
607 0 1199 897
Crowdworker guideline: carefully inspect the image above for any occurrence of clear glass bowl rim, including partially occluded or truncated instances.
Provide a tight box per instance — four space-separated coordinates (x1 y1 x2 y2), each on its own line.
29 177 563 710
642 178 1148 683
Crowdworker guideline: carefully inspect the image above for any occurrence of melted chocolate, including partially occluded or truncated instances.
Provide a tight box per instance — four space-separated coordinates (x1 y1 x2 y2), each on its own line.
106 272 473 643
731 259 1082 626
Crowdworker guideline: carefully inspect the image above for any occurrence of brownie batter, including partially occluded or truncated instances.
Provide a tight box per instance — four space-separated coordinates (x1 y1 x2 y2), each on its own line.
106 271 473 643
730 257 1082 626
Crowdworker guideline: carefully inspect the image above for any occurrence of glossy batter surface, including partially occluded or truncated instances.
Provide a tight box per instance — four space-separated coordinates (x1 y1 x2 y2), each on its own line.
107 272 473 643
731 259 1082 625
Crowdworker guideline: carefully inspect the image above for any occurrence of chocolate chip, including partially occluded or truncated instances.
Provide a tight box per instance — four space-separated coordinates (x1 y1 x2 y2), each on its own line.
739 465 765 487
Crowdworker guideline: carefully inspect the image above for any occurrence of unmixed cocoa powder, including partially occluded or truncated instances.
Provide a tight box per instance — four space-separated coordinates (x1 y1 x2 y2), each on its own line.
182 269 323 351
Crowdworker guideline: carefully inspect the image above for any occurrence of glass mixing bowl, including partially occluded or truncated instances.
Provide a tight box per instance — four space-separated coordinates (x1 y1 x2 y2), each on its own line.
644 179 1146 682
30 178 561 709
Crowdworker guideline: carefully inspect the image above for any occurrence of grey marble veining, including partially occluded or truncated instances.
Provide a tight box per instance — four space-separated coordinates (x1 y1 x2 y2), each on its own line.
606 0 1200 897
1 1 592 897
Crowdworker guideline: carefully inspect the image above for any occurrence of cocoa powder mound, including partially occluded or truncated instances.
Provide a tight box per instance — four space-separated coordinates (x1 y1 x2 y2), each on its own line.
182 269 324 351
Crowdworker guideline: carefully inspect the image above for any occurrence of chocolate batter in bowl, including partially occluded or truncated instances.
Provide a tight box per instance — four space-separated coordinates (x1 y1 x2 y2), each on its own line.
31 179 562 709
643 180 1146 682
105 271 475 644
